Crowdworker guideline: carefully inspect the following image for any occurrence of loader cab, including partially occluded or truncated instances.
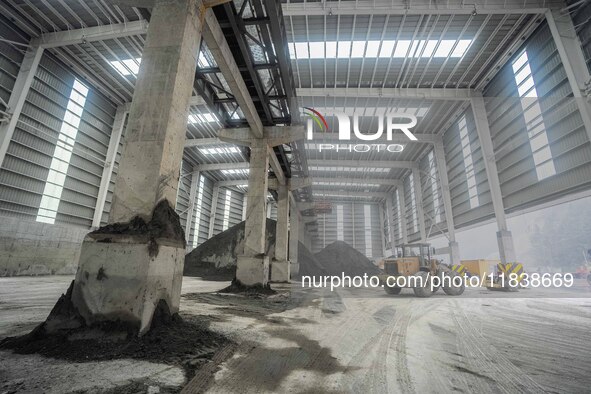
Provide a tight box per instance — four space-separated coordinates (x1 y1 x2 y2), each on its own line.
383 243 436 276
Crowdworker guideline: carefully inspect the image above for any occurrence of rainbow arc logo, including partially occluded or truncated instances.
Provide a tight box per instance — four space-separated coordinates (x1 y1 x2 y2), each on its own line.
302 107 329 132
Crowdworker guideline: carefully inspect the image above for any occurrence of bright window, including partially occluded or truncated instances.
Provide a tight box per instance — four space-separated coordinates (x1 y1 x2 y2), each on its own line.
37 79 88 224
512 51 555 181
109 58 141 76
458 115 479 209
188 113 218 124
191 175 205 247
200 147 240 155
289 39 472 60
222 190 232 231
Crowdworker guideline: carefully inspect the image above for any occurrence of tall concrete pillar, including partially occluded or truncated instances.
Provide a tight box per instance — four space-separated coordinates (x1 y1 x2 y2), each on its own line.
271 184 290 282
471 95 516 263
289 196 300 277
72 0 203 335
236 138 270 286
378 204 387 257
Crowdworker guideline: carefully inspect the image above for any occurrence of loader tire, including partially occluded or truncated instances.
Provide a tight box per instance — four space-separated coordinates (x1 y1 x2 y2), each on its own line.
413 271 433 298
384 285 402 295
442 271 465 296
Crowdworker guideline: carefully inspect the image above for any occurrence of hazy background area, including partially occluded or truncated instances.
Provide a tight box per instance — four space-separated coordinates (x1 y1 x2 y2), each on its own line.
429 195 591 271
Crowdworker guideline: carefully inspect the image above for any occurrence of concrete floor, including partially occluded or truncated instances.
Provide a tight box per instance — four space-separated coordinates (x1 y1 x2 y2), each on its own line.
1 276 591 393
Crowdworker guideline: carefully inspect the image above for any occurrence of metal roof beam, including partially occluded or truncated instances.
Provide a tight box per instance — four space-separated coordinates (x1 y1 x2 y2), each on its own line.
282 0 557 16
313 177 401 186
297 87 477 101
312 191 388 199
308 159 417 169
194 162 249 172
31 20 149 48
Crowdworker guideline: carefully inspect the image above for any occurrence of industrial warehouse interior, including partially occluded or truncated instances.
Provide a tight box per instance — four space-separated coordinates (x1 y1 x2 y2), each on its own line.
1 0 591 393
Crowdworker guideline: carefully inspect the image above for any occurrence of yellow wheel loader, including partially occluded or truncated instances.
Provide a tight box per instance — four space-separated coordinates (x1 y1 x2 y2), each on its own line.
380 243 465 297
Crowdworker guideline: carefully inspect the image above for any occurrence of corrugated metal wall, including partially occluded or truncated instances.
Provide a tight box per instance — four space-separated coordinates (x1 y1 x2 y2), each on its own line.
212 187 244 236
485 22 591 213
191 175 214 248
571 0 591 72
0 21 116 228
175 159 193 234
419 150 448 238
312 202 383 259
443 107 494 229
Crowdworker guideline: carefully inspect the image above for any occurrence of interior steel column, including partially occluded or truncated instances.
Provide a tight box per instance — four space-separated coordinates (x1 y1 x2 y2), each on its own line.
545 9 591 144
0 45 44 169
471 94 516 263
398 187 408 244
92 104 128 228
434 142 461 265
185 170 200 248
412 167 427 242
208 185 220 238
385 194 397 255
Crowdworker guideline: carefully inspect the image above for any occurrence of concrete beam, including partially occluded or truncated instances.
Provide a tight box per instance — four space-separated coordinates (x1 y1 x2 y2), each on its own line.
189 95 207 106
0 45 44 169
308 159 417 169
297 87 477 101
92 105 128 228
282 0 556 16
184 137 221 148
267 146 286 186
31 20 149 48
194 162 249 172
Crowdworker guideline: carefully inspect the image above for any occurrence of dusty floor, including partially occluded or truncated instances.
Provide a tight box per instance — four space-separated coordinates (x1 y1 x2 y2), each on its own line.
1 276 591 393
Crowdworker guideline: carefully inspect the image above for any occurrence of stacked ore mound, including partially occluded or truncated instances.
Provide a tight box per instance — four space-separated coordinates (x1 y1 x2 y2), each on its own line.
295 242 327 279
314 241 382 277
184 219 276 280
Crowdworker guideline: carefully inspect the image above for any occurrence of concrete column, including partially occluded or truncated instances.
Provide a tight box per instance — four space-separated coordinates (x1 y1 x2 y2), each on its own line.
208 185 220 238
434 142 461 265
471 95 516 263
545 10 591 144
271 184 290 282
185 170 200 249
0 45 44 169
386 195 396 255
289 195 300 277
398 187 408 244
92 104 128 229
236 138 270 286
72 0 203 335
412 167 427 242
